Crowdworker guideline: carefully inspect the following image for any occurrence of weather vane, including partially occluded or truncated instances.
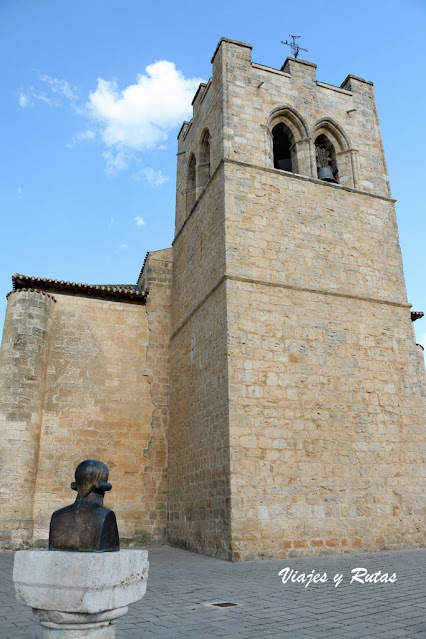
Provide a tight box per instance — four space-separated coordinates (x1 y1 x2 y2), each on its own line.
281 35 308 59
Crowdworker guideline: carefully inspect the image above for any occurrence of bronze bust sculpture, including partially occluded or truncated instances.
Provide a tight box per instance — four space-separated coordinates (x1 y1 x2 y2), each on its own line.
49 460 120 552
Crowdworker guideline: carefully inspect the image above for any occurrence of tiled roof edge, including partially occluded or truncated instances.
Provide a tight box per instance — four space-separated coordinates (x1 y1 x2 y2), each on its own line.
12 274 146 303
137 253 150 286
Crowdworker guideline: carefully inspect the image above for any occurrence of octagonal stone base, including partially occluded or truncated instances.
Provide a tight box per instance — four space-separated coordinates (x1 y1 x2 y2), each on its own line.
13 550 149 638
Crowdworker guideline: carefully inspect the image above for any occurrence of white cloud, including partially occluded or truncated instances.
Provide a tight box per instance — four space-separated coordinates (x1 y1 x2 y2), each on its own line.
33 92 52 105
134 216 145 227
132 167 169 187
40 74 78 102
114 242 128 255
87 61 203 151
19 73 79 110
77 129 95 141
19 61 203 174
17 187 23 200
114 242 128 254
66 129 95 148
18 91 29 108
103 150 132 175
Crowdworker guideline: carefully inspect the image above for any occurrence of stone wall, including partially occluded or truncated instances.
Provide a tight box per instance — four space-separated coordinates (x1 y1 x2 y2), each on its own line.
170 38 425 560
224 162 407 306
0 254 172 548
169 284 230 558
31 293 154 545
227 277 425 559
142 249 173 539
216 41 425 559
0 290 55 547
169 152 231 557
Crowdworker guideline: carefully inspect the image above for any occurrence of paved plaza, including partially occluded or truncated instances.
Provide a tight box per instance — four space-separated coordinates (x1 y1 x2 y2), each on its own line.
0 545 425 638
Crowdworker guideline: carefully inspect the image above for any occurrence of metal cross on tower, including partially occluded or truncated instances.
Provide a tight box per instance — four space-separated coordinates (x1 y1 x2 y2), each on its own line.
281 35 308 59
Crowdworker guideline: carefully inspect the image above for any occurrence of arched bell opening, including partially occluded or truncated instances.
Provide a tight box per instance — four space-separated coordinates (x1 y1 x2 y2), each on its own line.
198 129 211 189
186 154 197 215
272 123 295 173
315 134 339 183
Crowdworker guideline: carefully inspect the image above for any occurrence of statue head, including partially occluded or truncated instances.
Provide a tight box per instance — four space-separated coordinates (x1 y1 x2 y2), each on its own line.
71 459 112 500
49 459 119 552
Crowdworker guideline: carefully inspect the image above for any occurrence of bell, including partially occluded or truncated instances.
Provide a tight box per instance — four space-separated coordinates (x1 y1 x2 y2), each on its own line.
317 166 338 183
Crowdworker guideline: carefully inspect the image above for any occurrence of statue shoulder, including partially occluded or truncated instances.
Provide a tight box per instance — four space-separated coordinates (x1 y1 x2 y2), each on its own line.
101 509 120 551
50 504 75 519
93 503 114 520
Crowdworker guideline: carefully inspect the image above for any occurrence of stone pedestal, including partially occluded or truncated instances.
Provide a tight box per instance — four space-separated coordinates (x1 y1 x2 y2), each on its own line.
13 549 149 638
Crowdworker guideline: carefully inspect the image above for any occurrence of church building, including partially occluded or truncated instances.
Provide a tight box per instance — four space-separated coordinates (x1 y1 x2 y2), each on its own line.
0 38 424 560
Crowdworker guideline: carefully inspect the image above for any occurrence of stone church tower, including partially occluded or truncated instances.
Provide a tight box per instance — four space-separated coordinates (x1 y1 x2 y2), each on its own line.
168 38 425 560
0 38 424 559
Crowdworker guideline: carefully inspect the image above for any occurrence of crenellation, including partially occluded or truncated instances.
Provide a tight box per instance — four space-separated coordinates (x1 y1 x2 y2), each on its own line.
177 120 190 140
211 37 252 65
191 82 207 107
281 56 317 82
341 74 374 91
316 81 352 96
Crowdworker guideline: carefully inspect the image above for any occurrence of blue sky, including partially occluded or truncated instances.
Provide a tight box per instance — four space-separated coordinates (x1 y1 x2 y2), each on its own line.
1 0 425 348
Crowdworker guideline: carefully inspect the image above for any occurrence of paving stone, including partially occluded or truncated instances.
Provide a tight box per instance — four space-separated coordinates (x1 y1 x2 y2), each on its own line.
0 546 425 639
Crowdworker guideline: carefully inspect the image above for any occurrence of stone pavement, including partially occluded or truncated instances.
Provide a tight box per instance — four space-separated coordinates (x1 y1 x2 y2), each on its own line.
0 546 425 638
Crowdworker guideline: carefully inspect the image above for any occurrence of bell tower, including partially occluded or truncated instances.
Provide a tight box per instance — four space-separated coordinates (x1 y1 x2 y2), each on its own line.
168 38 425 560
